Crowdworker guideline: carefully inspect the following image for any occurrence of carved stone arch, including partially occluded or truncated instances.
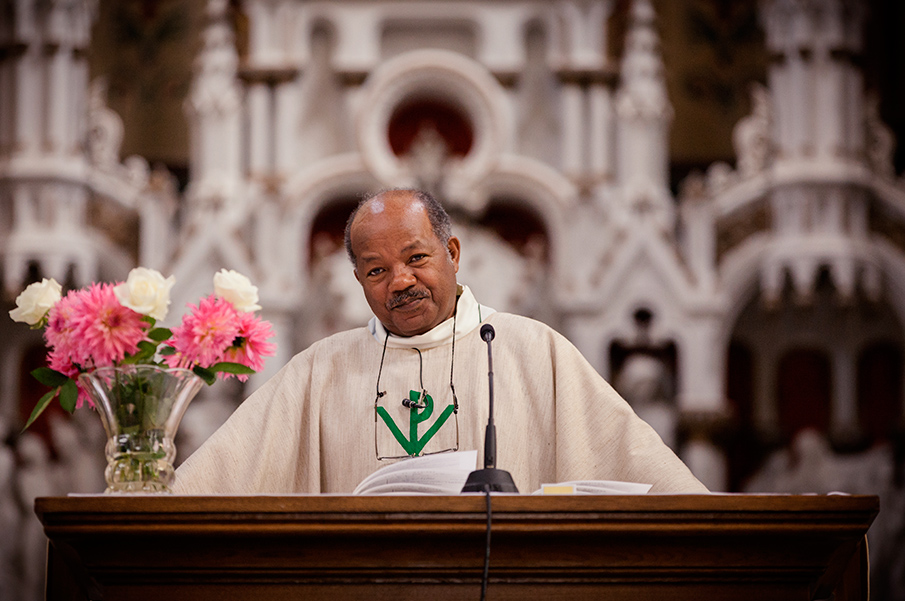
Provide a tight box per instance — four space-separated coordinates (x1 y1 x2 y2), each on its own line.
478 198 549 261
307 195 359 269
720 233 905 352
355 49 511 196
716 232 772 351
712 189 771 265
584 293 693 388
282 154 379 284
565 237 699 382
722 237 905 471
479 155 578 278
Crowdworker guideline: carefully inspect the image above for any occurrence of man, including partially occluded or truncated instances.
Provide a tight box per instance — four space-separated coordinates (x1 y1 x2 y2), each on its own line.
174 189 707 494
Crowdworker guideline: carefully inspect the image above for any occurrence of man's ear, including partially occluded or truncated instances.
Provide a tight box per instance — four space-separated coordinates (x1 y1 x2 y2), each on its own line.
447 236 461 272
353 268 360 284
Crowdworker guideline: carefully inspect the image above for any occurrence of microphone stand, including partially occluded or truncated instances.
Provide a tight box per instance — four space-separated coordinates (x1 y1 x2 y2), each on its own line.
462 325 519 493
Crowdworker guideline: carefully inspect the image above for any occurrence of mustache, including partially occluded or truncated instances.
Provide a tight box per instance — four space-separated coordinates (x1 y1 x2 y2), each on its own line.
387 288 429 309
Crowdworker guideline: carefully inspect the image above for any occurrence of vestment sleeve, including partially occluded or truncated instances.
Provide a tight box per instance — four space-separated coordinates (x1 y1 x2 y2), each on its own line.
173 350 320 494
546 327 709 493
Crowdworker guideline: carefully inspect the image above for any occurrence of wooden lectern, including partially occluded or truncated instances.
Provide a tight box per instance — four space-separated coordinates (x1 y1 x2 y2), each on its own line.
36 494 877 601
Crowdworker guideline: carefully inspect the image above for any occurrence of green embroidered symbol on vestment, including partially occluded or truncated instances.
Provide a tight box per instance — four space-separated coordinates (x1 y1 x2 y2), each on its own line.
376 390 456 456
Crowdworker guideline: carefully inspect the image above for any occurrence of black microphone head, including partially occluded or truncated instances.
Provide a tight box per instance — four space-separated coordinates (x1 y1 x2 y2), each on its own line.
480 324 495 341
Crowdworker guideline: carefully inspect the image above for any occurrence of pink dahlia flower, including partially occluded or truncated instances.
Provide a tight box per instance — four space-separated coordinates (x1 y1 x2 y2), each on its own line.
167 295 241 369
222 310 276 381
69 283 147 367
44 289 86 376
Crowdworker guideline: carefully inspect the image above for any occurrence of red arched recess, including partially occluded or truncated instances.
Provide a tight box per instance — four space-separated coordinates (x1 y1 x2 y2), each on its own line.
388 99 473 157
725 340 760 491
480 199 549 260
857 341 903 443
308 196 361 266
776 348 831 439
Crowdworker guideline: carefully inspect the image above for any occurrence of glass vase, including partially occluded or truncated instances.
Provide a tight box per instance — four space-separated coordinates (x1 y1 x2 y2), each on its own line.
78 365 203 494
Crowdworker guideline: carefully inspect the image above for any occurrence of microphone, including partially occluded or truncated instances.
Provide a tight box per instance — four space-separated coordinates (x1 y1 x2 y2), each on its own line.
462 324 519 493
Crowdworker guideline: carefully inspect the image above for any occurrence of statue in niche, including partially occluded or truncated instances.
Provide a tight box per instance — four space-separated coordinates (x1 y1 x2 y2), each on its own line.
743 428 895 495
614 353 677 449
303 233 373 346
510 234 554 324
297 24 350 164
865 93 895 179
86 78 125 171
453 221 529 315
49 413 106 494
16 433 56 601
518 24 560 166
70 408 108 492
743 428 905 597
0 442 20 601
404 124 450 200
732 83 771 179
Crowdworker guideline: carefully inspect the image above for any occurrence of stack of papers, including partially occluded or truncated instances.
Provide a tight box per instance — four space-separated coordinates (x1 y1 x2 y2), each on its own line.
533 481 652 495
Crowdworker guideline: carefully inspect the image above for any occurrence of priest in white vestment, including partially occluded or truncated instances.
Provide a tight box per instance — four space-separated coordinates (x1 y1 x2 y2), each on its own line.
174 189 708 495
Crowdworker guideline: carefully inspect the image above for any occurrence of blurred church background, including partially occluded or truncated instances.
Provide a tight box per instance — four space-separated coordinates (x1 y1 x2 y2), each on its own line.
2 0 905 599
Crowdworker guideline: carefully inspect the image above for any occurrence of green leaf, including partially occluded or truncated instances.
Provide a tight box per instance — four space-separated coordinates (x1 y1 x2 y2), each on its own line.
192 365 217 386
121 340 157 365
141 315 157 327
148 327 172 342
158 346 176 356
208 362 255 375
59 379 79 413
136 340 158 358
31 367 71 388
22 389 59 431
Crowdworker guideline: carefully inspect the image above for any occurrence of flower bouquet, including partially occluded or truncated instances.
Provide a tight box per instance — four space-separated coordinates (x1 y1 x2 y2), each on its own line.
9 267 276 492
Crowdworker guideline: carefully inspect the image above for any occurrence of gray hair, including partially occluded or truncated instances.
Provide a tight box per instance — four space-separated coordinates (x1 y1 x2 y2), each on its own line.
344 189 452 264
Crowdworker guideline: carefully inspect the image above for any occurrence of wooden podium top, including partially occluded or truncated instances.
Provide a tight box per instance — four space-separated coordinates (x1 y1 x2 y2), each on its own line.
36 494 878 601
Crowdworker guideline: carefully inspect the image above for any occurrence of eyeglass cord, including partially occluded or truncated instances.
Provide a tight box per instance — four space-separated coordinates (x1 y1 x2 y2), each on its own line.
373 303 460 459
374 302 459 412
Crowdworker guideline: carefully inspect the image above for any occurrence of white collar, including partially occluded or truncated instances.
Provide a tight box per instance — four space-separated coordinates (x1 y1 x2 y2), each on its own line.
368 284 495 350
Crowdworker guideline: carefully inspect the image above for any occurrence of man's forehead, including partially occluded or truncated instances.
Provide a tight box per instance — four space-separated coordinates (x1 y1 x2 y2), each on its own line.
355 195 428 230
362 192 423 215
362 198 386 215
357 238 427 263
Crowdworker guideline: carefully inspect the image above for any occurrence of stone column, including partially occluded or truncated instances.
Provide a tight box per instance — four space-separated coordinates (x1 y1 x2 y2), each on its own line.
559 81 585 177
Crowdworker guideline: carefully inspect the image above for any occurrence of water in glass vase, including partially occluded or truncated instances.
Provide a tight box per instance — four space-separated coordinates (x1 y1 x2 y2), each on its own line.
80 365 203 493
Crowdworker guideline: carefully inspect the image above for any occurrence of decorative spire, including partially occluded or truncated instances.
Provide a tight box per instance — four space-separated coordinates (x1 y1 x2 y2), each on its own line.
615 0 674 231
187 0 240 119
184 0 242 210
618 0 670 121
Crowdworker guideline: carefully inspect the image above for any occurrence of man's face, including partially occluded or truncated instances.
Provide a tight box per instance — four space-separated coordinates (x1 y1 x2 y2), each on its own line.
351 192 460 337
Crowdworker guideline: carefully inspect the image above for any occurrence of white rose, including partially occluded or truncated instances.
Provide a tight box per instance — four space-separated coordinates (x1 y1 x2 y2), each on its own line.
113 267 175 321
9 278 62 325
213 269 262 312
